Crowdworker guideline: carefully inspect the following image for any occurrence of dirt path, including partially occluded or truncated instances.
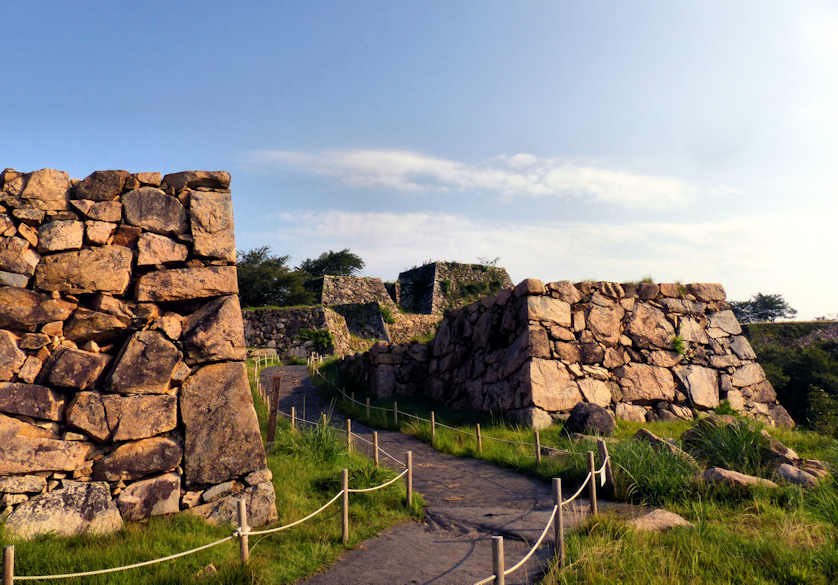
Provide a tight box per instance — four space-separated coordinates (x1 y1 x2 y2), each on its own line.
264 366 623 585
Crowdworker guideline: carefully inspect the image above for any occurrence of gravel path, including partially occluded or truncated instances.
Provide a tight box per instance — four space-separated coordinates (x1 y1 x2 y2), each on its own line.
263 365 625 585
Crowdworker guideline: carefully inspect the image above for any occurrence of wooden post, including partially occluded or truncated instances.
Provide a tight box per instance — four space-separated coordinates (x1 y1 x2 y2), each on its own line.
406 450 413 508
3 545 13 585
346 419 352 453
476 423 483 455
267 375 280 445
492 536 505 585
366 397 371 419
393 401 398 426
237 498 249 565
341 468 349 545
588 451 598 515
351 392 355 404
597 438 613 496
373 431 380 467
321 413 327 427
290 406 296 431
430 411 436 443
535 430 542 465
554 478 565 567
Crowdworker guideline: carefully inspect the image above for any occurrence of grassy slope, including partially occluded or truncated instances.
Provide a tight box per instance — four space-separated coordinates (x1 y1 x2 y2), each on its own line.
0 361 416 585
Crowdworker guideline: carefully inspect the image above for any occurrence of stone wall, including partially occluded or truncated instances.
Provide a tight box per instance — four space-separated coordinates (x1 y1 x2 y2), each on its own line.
396 262 513 314
243 306 352 357
340 278 794 430
319 275 396 308
0 168 275 539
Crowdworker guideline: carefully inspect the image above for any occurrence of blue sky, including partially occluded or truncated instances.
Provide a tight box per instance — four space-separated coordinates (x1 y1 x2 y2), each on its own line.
3 1 836 318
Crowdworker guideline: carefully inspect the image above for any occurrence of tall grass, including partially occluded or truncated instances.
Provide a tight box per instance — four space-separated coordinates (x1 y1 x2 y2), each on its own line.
682 418 768 476
609 441 699 505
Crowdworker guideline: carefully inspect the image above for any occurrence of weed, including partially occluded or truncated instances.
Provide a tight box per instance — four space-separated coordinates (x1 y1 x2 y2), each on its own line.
671 335 686 355
682 418 769 476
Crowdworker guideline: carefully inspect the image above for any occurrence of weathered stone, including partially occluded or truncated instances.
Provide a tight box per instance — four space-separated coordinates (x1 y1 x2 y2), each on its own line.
703 467 777 489
603 347 628 368
0 475 46 494
20 169 70 211
514 278 545 297
526 295 571 326
102 394 178 441
110 224 142 247
775 463 818 488
768 404 795 429
629 508 693 532
0 413 57 439
117 472 180 521
19 332 49 350
729 336 757 360
580 342 604 364
90 294 134 319
0 236 40 276
47 347 109 391
156 312 183 341
659 298 706 315
673 365 719 409
732 363 767 388
93 437 182 481
189 481 276 527
708 310 741 335
244 468 273 486
181 490 203 508
646 350 683 368
634 429 695 462
35 246 132 294
526 359 582 412
180 362 267 486
564 402 615 435
710 355 741 368
17 223 38 247
37 220 84 252
626 303 676 349
615 363 676 403
85 221 116 245
678 318 708 344
0 383 65 420
17 355 43 384
0 430 91 475
11 207 45 224
0 330 25 380
110 331 181 394
637 282 659 299
189 190 236 262
162 170 231 191
135 172 162 186
5 481 122 539
64 308 131 344
182 295 246 364
123 187 187 235
547 280 582 304
587 303 624 346
577 378 612 407
137 233 188 265
0 287 76 331
0 271 29 287
71 199 123 221
725 389 745 412
65 391 110 441
202 480 242 503
800 459 830 479
0 214 13 235
136 266 238 302
615 402 647 422
506 407 553 430
73 170 130 201
687 283 726 302
659 283 683 297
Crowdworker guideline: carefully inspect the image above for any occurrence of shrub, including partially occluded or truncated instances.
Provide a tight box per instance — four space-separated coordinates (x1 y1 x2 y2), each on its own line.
379 304 396 324
298 328 333 352
682 418 769 476
671 335 686 355
714 400 736 416
610 440 700 505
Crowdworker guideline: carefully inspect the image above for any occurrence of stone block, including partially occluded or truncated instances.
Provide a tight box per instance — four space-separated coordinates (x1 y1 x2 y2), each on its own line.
73 170 130 201
110 330 181 394
117 472 181 521
65 391 110 441
626 302 675 349
0 236 40 276
102 394 178 441
136 266 238 302
47 347 110 390
182 295 246 363
0 382 65 421
37 220 84 252
162 170 231 191
20 169 70 211
137 232 188 265
190 190 236 262
93 437 182 482
615 363 676 403
122 187 187 235
35 245 132 294
672 365 719 409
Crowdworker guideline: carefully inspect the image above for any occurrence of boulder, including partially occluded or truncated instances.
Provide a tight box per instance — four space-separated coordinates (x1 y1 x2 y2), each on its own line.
587 303 624 346
741 380 776 403
615 402 647 422
0 236 40 276
73 170 130 201
244 468 273 486
628 508 693 532
17 223 38 246
563 402 616 436
189 190 236 262
37 220 84 252
759 430 799 467
775 463 818 488
110 330 181 394
626 303 675 349
527 359 583 412
646 350 683 368
0 286 76 331
189 482 277 527
507 406 553 430
34 245 133 294
136 266 238 302
702 467 777 489
732 363 767 388
85 221 117 245
65 391 110 441
5 481 122 539
17 355 43 384
614 363 676 403
102 394 178 441
678 318 709 344
136 233 188 265
0 475 46 494
47 347 110 390
577 378 612 407
93 436 182 481
633 428 695 463
0 430 91 475
659 298 706 315
514 278 545 297
768 404 795 429
111 225 142 247
135 172 162 186
708 310 742 335
800 459 830 479
0 271 29 287
180 362 267 486
202 480 243 503
546 280 582 304
122 187 187 235
20 168 70 211
729 336 757 360
526 296 571 326
673 365 719 409
0 412 58 439
64 307 131 343
162 170 231 191
0 382 65 420
686 283 726 302
0 330 25 380
117 472 181 521
71 199 123 221
182 295 246 364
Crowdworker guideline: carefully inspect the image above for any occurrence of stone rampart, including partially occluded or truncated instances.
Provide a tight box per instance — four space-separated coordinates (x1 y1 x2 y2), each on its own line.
0 168 275 538
340 278 794 429
243 305 352 356
397 262 513 314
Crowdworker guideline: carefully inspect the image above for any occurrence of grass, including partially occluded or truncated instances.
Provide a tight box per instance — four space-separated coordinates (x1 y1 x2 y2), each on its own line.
0 361 417 585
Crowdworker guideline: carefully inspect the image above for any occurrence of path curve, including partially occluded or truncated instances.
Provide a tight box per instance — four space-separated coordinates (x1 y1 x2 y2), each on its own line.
264 365 620 585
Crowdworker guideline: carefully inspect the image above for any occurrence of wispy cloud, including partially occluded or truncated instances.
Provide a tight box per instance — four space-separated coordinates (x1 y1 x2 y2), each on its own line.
244 149 696 206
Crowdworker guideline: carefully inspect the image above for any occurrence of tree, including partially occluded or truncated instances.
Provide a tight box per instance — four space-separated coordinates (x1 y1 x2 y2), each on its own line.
298 249 365 278
236 247 314 307
730 293 797 323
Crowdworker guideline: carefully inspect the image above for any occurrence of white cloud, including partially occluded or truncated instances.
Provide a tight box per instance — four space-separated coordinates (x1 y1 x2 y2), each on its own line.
244 148 696 206
251 209 838 319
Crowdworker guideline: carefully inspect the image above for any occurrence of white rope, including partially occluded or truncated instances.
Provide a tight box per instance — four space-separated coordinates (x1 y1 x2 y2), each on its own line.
347 469 409 493
562 473 591 505
472 575 496 585
504 505 557 575
15 536 235 580
596 456 610 475
246 490 345 536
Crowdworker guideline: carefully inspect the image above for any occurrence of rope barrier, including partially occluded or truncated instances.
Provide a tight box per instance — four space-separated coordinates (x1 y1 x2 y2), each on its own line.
562 473 591 505
347 469 409 493
245 490 345 536
504 504 558 575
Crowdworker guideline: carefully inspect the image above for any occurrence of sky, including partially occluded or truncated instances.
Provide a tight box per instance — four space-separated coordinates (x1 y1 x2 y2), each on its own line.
2 1 836 318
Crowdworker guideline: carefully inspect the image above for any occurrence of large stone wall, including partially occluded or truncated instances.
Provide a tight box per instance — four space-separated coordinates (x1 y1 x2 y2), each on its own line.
397 262 513 314
340 278 794 429
243 305 353 356
319 275 396 307
0 168 275 539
